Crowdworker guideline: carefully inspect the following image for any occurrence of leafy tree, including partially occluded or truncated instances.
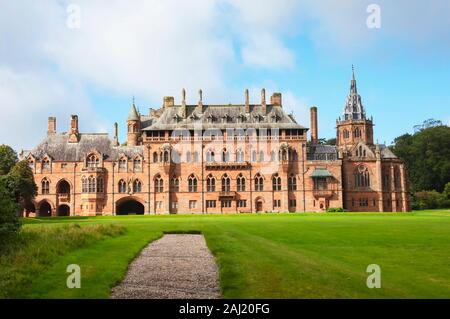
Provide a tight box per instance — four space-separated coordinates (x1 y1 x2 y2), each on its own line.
0 179 20 242
0 144 18 175
7 160 37 210
391 125 450 193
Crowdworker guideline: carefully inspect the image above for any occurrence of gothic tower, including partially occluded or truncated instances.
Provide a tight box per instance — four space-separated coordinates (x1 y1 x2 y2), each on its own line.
127 99 141 146
336 66 374 150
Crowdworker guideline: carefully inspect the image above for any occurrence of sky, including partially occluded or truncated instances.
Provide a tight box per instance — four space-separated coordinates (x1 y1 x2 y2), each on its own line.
0 0 449 151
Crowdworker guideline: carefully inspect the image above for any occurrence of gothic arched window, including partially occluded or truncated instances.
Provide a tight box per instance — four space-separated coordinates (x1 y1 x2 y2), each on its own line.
236 149 244 162
354 166 370 188
288 174 297 191
154 175 163 193
237 173 246 192
41 178 50 194
97 176 104 193
206 175 215 192
133 157 141 171
170 177 180 192
252 150 257 162
88 176 96 193
272 174 282 191
153 152 158 163
133 179 142 193
186 151 192 163
222 174 231 192
87 154 100 168
254 173 264 191
222 149 230 162
82 176 87 193
188 174 198 192
119 157 127 171
118 179 126 193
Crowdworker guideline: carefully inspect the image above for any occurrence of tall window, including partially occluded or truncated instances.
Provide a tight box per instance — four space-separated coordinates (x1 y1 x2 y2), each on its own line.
133 179 142 193
236 149 244 162
41 178 50 194
343 129 349 139
42 158 50 170
170 177 180 192
87 154 99 168
154 175 163 192
163 151 169 162
259 151 264 162
272 174 282 191
118 179 126 193
153 152 158 163
133 157 141 171
88 176 96 193
97 176 104 193
222 174 231 192
270 150 278 161
206 175 215 192
252 150 257 162
222 149 230 162
288 175 297 191
193 151 199 163
186 151 191 163
206 150 215 162
355 166 370 188
237 174 246 191
119 158 127 171
254 173 264 191
188 174 198 192
82 176 87 193
314 177 328 190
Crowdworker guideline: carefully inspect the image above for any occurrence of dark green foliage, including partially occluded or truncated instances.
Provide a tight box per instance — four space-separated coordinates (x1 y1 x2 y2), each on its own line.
0 145 18 175
0 183 19 242
391 125 450 193
326 207 344 212
411 190 450 210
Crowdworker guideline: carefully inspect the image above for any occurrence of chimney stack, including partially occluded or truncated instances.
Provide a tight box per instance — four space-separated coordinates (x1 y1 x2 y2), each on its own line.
163 96 174 108
47 117 56 135
181 88 186 118
271 93 282 107
198 89 203 113
113 122 119 146
310 106 318 145
245 89 250 113
68 115 79 143
261 88 266 114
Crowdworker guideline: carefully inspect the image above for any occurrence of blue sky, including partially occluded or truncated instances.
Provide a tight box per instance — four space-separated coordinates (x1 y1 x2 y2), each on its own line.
1 0 449 150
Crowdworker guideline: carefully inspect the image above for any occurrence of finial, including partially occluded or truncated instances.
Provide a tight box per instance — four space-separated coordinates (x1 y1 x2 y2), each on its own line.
182 88 186 102
199 89 203 102
132 95 135 106
352 64 355 81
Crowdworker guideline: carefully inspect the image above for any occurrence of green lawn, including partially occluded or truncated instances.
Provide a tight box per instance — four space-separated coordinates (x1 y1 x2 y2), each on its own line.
3 210 450 298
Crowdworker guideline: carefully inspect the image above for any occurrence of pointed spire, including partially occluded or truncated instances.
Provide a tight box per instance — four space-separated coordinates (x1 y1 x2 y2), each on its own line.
350 64 357 94
127 97 139 121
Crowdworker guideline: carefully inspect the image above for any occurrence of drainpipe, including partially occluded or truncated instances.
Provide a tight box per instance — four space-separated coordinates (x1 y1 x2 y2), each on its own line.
147 144 151 214
112 162 115 215
302 144 306 212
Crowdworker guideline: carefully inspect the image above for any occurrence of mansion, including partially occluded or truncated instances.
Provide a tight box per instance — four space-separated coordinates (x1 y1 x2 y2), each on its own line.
21 68 411 216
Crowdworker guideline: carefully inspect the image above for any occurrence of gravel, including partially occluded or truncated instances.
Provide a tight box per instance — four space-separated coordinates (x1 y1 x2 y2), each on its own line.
110 234 221 299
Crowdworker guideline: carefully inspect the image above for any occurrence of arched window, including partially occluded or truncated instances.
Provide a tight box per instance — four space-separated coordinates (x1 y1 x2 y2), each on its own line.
170 177 180 192
259 150 264 162
193 151 199 163
188 174 198 192
237 174 246 192
222 149 230 162
82 176 87 193
87 154 99 168
186 151 191 163
252 150 257 162
343 129 349 139
41 178 50 194
354 166 370 188
153 152 158 163
236 149 244 162
206 150 215 162
206 175 215 192
133 179 142 193
289 150 298 161
88 176 96 193
42 158 50 170
272 174 282 191
118 179 126 193
97 176 104 193
222 174 231 192
288 174 297 191
270 150 278 161
254 173 264 191
354 128 362 138
133 157 141 171
163 151 169 162
154 175 163 192
119 157 127 171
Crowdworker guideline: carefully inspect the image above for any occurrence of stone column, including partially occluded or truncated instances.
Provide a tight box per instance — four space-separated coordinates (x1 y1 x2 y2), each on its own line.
400 164 408 212
375 146 384 212
390 164 397 212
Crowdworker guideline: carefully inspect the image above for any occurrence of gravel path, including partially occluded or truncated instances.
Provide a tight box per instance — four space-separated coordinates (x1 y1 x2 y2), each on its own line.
110 234 221 299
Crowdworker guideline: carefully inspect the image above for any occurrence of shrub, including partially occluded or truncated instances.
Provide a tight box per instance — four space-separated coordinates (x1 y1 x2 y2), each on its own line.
0 182 20 244
413 190 450 210
327 207 344 212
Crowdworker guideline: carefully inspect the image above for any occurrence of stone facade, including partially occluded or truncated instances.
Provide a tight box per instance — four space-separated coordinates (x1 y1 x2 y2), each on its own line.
20 69 411 216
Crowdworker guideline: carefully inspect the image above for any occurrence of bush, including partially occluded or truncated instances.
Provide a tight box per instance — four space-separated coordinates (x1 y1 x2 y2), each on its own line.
327 207 344 212
0 182 20 244
412 190 450 210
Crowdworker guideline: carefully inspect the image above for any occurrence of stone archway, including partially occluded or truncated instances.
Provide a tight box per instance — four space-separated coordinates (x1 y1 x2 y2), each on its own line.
57 204 70 216
38 201 52 217
255 197 264 213
116 198 145 215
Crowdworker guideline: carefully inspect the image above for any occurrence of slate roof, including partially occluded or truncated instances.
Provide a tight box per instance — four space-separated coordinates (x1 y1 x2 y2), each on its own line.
140 104 306 130
311 168 334 178
25 133 143 161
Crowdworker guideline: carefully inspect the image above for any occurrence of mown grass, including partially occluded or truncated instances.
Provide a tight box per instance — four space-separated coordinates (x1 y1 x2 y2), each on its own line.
3 209 450 298
0 223 125 298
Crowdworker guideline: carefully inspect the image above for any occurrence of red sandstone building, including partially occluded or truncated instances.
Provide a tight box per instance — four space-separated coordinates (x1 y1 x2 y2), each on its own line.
21 69 410 216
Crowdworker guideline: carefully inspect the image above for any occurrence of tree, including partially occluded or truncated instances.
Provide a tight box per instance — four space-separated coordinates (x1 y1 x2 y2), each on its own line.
0 179 20 242
7 160 37 211
0 144 18 175
391 125 450 193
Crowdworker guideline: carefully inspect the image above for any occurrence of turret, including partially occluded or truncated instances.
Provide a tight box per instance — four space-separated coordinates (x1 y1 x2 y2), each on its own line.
127 98 140 146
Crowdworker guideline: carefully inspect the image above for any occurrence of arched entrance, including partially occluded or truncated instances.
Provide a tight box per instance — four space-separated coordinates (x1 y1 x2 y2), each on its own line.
255 197 264 212
57 204 70 216
116 198 145 215
39 201 52 217
57 180 71 203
